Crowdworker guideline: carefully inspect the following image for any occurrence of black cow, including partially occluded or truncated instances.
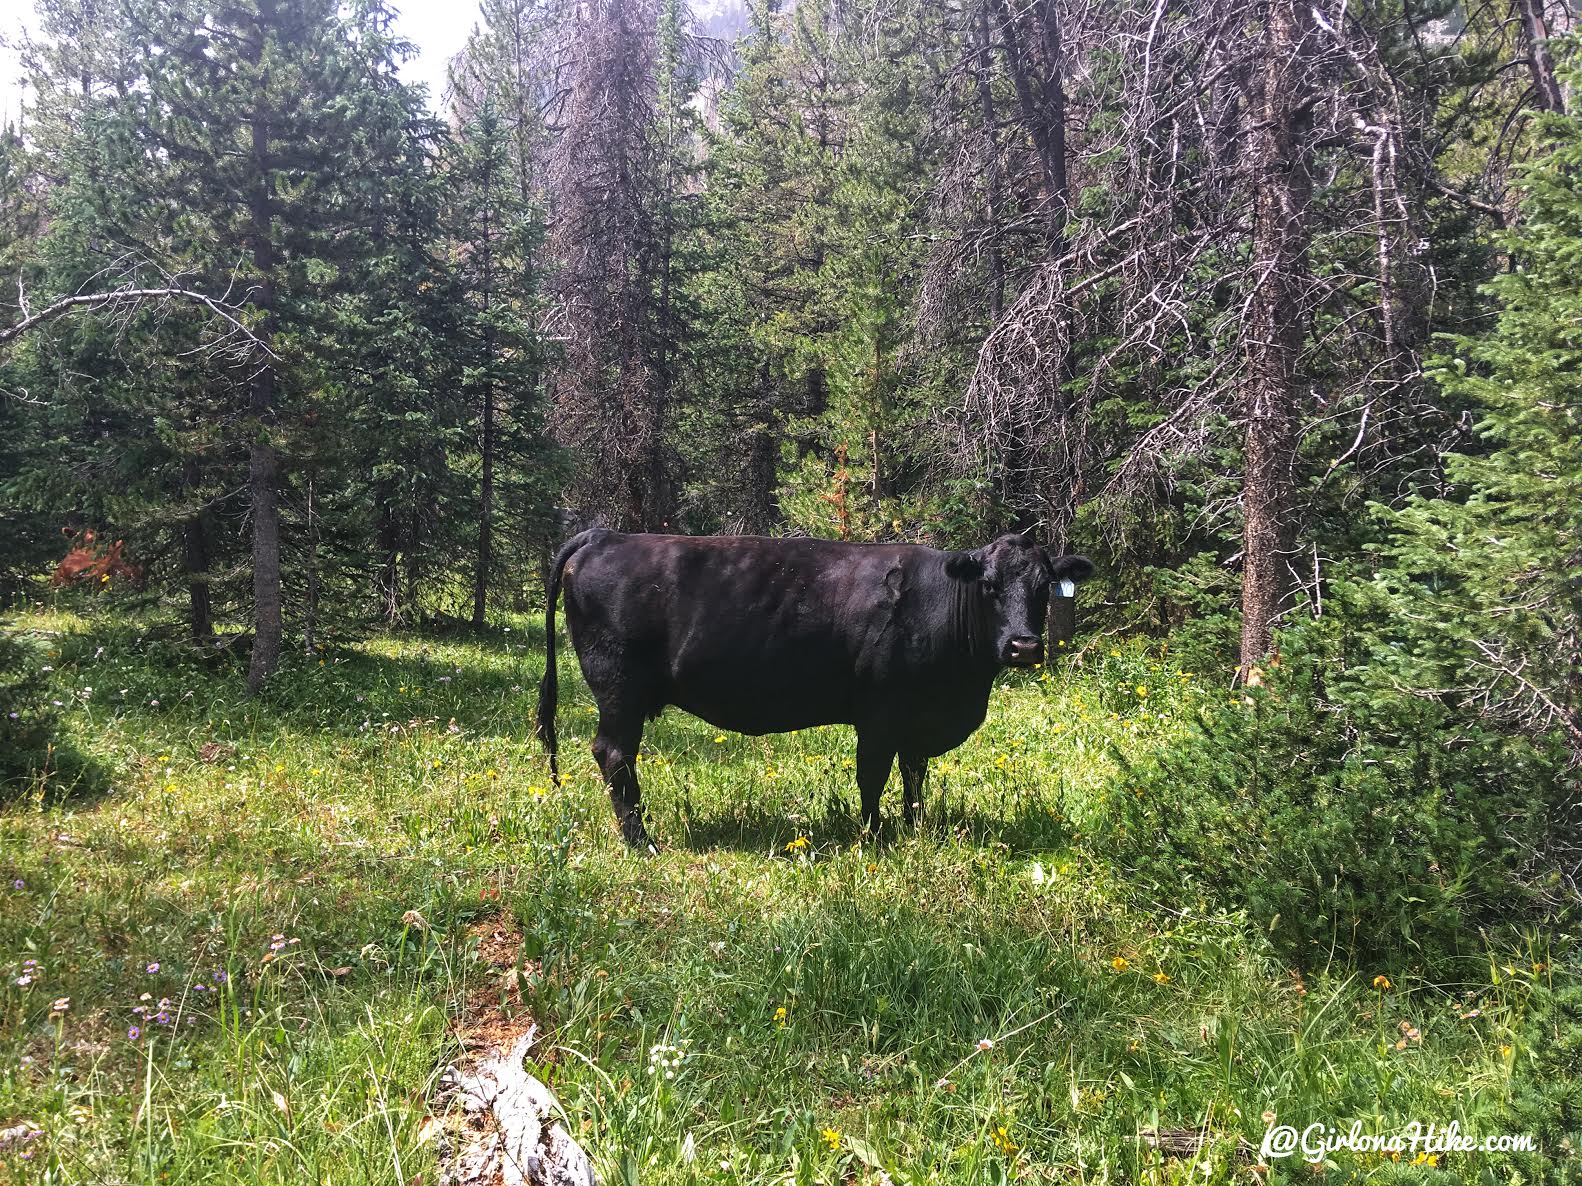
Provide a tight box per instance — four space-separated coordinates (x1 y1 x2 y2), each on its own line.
535 530 1094 849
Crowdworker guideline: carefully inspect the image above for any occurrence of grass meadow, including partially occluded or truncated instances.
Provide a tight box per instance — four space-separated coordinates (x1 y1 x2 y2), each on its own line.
0 607 1565 1185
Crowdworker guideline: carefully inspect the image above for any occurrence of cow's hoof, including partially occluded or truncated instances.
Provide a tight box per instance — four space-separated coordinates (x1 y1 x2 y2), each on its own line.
620 819 658 853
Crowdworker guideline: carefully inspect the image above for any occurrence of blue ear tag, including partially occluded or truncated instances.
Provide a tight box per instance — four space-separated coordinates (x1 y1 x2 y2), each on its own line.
1057 579 1076 598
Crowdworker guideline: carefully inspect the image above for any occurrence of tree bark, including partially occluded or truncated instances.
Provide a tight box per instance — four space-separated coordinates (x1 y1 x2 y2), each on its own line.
245 5 283 695
1516 0 1566 115
474 383 495 627
303 470 320 655
975 1 1004 321
1240 0 1313 674
989 0 1067 219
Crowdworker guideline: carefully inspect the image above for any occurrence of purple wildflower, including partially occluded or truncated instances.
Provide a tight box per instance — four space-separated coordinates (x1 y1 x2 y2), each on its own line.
146 962 160 974
10 879 22 891
128 1025 141 1040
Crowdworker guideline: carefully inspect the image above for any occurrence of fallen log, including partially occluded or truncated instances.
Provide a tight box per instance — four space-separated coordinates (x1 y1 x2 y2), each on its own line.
435 1026 599 1186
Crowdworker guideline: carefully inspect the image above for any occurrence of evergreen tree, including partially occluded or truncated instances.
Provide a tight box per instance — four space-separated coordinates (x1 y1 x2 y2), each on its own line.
446 104 555 625
546 0 669 531
1400 99 1582 766
8 0 455 670
0 126 50 593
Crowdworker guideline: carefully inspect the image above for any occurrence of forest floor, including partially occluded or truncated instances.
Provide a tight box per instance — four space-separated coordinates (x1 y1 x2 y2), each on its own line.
0 608 1546 1184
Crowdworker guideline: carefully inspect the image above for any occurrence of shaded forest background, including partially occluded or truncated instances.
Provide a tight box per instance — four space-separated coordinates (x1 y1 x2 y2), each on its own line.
0 0 1578 907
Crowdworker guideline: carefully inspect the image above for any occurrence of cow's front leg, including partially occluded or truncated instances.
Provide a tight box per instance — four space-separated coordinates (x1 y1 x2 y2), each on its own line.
592 718 656 853
898 754 927 829
854 735 895 839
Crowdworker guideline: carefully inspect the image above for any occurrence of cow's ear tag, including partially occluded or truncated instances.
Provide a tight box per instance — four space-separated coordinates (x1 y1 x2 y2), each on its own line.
1057 579 1076 598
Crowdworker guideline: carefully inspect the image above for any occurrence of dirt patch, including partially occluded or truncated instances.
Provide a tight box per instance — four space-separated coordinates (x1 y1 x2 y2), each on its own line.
454 909 541 1056
197 741 235 764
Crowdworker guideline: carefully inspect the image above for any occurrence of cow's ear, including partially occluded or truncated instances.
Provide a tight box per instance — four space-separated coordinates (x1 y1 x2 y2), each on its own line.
945 550 985 581
1048 554 1095 584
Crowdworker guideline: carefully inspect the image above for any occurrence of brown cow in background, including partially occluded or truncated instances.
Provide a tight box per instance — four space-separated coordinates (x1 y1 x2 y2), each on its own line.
51 529 143 590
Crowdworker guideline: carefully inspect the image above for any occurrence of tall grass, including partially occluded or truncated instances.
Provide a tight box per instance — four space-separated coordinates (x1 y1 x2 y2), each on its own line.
0 609 1565 1184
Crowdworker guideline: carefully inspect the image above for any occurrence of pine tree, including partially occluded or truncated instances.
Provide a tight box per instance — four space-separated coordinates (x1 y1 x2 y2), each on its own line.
446 104 554 625
547 0 669 531
1400 99 1582 762
8 0 454 676
0 126 50 592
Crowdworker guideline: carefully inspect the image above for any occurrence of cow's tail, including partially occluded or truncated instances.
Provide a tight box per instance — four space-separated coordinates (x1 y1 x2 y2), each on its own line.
537 530 596 786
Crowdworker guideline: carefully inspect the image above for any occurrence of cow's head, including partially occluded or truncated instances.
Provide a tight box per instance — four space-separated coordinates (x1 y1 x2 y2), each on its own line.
946 534 1095 666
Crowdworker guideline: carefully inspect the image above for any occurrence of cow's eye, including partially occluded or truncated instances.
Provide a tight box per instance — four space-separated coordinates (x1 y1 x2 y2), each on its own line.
979 578 999 596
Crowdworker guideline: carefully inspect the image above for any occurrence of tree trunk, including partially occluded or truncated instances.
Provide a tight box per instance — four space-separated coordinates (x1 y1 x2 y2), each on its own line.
989 0 1067 224
378 495 401 620
304 470 320 654
1240 0 1313 674
247 427 283 691
975 1 1004 321
181 457 213 644
473 146 496 629
987 0 1072 530
474 384 495 627
245 7 283 695
1516 0 1565 115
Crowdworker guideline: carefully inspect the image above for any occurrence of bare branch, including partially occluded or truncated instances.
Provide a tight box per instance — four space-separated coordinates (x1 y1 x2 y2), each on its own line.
0 285 277 357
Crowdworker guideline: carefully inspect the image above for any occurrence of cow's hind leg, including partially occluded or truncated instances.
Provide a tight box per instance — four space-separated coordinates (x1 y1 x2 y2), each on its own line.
592 712 655 852
899 753 928 829
855 734 896 839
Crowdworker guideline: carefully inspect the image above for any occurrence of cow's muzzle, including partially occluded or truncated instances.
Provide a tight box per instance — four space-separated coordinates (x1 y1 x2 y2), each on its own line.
1005 637 1044 667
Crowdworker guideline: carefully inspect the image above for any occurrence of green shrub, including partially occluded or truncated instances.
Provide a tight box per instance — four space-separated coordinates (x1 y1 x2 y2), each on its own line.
1500 972 1582 1181
0 627 59 793
1108 582 1571 970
